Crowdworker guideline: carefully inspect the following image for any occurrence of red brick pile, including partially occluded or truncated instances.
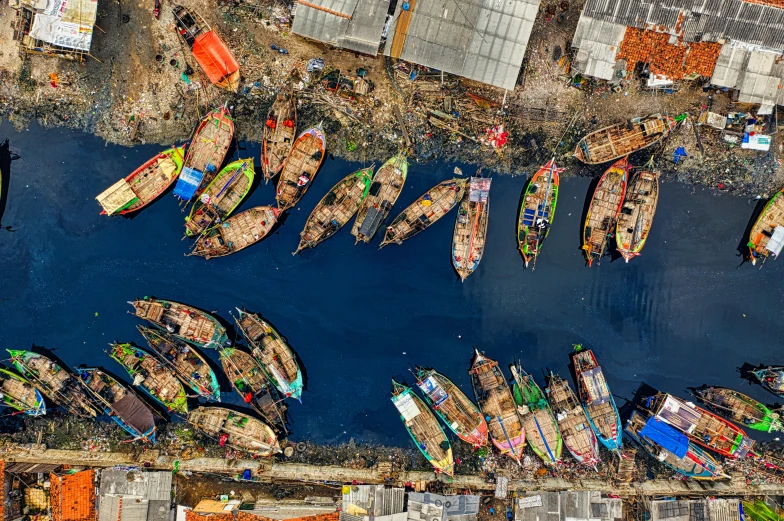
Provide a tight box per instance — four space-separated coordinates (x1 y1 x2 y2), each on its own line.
50 470 96 521
616 27 722 79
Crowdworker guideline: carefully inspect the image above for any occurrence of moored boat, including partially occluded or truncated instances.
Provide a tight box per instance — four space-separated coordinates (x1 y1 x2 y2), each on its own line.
234 309 303 401
293 167 373 254
468 350 525 463
572 346 622 452
0 367 46 416
616 167 659 262
690 386 783 433
380 178 467 248
352 153 408 243
109 343 189 415
262 92 297 182
138 326 220 402
78 367 157 442
517 159 561 268
452 177 491 281
8 350 98 418
391 380 454 476
545 373 600 466
751 366 784 398
184 158 255 237
509 363 562 466
191 206 279 259
625 410 727 480
414 366 488 448
747 187 784 265
96 145 186 215
582 157 629 266
188 406 281 457
276 126 327 212
130 297 228 349
574 114 676 164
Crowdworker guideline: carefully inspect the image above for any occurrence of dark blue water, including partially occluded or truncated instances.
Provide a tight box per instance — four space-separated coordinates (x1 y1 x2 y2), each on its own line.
1 121 783 445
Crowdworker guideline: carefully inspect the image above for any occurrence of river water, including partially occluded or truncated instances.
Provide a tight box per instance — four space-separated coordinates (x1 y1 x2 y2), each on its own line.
0 121 783 445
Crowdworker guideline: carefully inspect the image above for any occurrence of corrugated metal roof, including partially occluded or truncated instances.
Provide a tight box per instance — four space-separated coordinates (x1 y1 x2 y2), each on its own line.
710 44 784 105
515 492 623 521
572 15 626 79
99 470 171 502
706 499 742 521
291 0 389 55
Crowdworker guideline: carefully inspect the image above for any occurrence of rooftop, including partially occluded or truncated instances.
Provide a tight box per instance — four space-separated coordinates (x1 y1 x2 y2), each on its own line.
711 45 784 106
291 0 390 55
407 493 480 521
50 469 97 521
98 469 172 521
237 513 341 521
515 491 623 521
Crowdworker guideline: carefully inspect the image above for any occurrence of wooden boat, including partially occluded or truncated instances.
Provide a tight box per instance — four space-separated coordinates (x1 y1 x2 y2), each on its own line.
582 157 629 266
625 411 727 480
391 380 454 476
191 206 279 259
414 366 488 448
0 367 46 416
138 326 220 402
452 177 491 281
571 346 622 452
219 347 288 431
517 159 561 268
616 167 659 262
184 158 255 237
7 350 98 418
235 309 303 401
380 178 467 248
262 92 297 182
188 406 281 457
130 297 228 349
545 373 600 466
173 6 240 91
574 114 676 164
751 366 784 398
78 367 157 442
276 126 327 212
690 386 783 433
644 392 755 458
468 350 525 463
294 167 373 254
109 343 189 415
509 363 562 466
173 106 234 202
352 153 408 243
96 145 186 215
747 187 784 265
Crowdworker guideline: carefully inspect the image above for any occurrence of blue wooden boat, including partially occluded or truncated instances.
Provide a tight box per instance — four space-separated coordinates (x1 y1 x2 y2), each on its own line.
572 346 622 452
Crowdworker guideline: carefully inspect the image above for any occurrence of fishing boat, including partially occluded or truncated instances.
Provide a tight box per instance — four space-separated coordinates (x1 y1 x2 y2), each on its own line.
234 309 303 401
188 406 281 457
130 297 228 349
414 366 488 448
7 350 98 418
262 92 297 182
690 386 783 433
643 392 755 458
391 380 454 476
582 157 629 266
625 410 727 480
616 166 659 262
138 326 220 402
572 346 622 452
191 206 279 259
352 153 408 243
517 159 561 268
78 368 157 442
0 368 46 416
276 126 327 212
96 145 186 215
380 178 467 248
172 6 240 91
574 114 676 164
172 106 234 202
468 350 525 463
219 347 288 431
293 167 373 254
452 177 491 281
751 366 784 398
184 158 255 237
509 363 562 465
747 187 784 265
109 343 189 415
545 373 601 466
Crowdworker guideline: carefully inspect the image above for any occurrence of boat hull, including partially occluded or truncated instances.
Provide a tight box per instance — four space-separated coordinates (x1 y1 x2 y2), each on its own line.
262 93 297 181
616 169 659 262
192 206 279 259
276 127 327 212
352 154 408 243
131 297 228 349
452 177 491 281
582 158 629 266
518 160 560 267
185 159 255 237
747 188 784 264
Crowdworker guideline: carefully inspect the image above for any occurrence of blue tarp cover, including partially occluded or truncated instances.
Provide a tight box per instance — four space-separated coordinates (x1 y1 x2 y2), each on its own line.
173 167 204 200
639 416 689 458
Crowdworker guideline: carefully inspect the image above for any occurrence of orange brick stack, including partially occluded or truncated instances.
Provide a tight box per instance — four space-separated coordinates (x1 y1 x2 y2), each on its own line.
617 27 721 79
49 470 96 521
185 512 235 521
683 41 723 76
237 513 340 521
742 0 784 7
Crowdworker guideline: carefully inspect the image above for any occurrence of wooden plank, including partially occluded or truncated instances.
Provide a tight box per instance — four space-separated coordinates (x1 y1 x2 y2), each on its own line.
393 105 412 147
389 0 416 59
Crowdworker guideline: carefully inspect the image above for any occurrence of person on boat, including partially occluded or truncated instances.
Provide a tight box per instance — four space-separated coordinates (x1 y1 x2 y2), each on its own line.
297 173 310 187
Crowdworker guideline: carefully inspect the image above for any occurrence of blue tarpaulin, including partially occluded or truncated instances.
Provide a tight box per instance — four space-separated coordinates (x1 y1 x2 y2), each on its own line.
639 416 689 458
173 167 204 200
673 147 687 164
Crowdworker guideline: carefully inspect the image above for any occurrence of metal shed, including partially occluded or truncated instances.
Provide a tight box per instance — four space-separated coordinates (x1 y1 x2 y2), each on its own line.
291 0 390 56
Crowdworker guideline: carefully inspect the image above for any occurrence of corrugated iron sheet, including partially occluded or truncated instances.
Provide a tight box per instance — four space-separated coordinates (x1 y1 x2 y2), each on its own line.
291 0 389 56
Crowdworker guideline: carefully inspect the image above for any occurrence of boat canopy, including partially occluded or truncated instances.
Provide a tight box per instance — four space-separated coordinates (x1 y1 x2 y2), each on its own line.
581 367 611 406
767 226 784 256
418 376 449 406
192 30 240 86
654 395 700 433
393 392 421 421
639 416 688 458
113 393 155 435
469 178 491 203
96 179 139 215
174 167 204 200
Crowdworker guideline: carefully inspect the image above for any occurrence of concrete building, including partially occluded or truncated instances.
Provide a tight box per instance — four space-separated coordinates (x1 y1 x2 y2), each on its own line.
98 469 172 521
514 491 623 521
647 498 742 521
407 493 480 521
340 485 406 521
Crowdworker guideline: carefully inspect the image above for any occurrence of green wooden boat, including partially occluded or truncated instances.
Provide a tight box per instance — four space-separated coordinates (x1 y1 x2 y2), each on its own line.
0 367 46 416
510 363 563 465
352 153 408 243
690 386 783 433
517 159 561 268
185 158 255 237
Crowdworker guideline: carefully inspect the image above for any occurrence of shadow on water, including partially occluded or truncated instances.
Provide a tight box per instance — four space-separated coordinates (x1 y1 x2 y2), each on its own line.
0 139 20 230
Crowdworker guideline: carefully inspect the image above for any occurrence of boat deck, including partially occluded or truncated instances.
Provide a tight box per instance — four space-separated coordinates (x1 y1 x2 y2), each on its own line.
353 156 407 242
383 179 465 245
548 376 598 464
277 131 324 211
